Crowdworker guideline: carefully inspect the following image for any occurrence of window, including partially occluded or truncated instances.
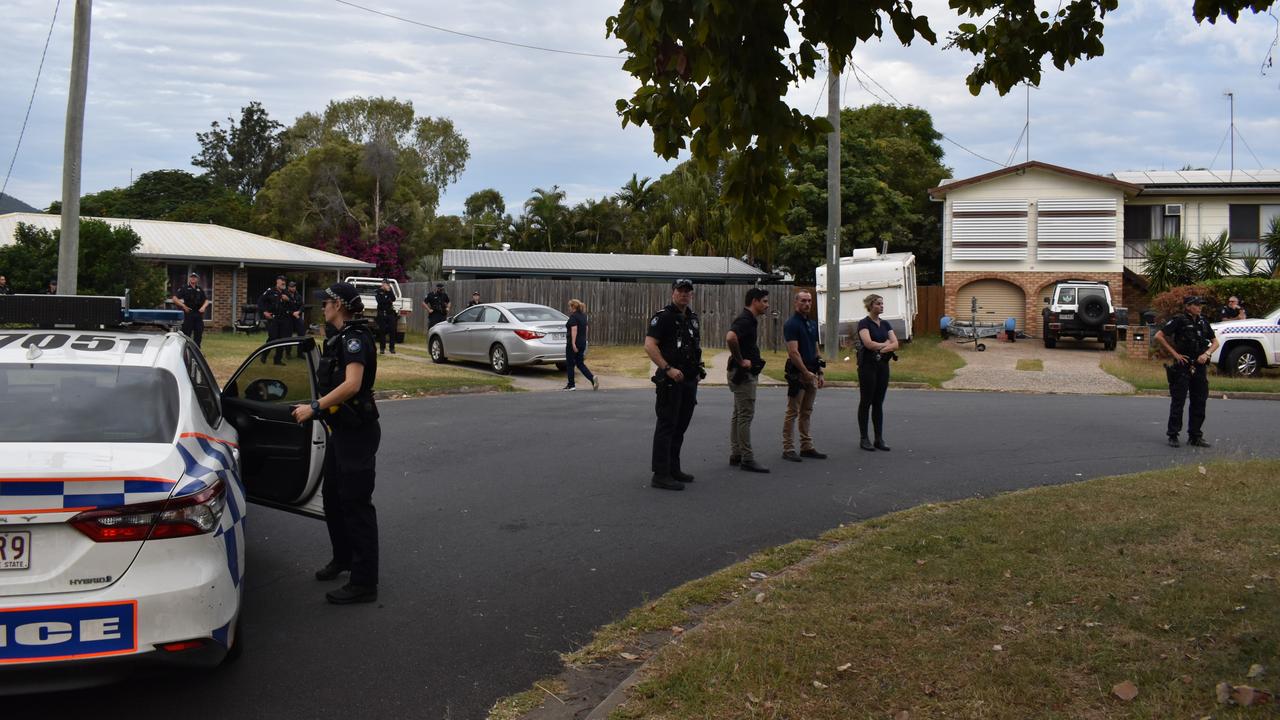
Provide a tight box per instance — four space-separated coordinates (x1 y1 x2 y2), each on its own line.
1228 204 1279 257
479 307 503 323
509 306 568 322
0 364 179 443
1056 287 1076 305
1123 205 1179 258
226 348 314 404
184 344 221 427
453 306 483 324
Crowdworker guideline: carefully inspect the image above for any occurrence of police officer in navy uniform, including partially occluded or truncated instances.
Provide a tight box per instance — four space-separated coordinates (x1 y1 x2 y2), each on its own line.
287 280 306 338
1154 295 1220 448
423 283 450 328
258 275 288 364
292 282 381 604
374 278 397 354
643 278 703 491
172 272 209 347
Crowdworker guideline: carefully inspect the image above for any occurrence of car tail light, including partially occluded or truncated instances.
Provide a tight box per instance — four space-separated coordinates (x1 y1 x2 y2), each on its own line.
513 329 545 340
158 639 208 653
71 480 226 542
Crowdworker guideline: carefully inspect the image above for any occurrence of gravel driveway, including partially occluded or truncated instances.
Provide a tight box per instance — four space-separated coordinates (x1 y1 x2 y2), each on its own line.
941 337 1134 394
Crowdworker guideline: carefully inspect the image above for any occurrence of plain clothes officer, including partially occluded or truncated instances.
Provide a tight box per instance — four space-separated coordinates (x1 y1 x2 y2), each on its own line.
46 279 58 295
468 291 481 307
172 272 210 347
258 275 288 365
0 275 11 295
857 293 899 452
725 288 770 473
374 279 398 354
1220 296 1247 321
781 291 826 462
423 283 450 328
1155 295 1219 448
292 282 381 605
643 279 703 491
564 299 597 391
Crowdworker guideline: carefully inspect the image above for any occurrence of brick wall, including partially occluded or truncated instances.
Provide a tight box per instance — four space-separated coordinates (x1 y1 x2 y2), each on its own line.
211 266 236 330
945 271 1124 338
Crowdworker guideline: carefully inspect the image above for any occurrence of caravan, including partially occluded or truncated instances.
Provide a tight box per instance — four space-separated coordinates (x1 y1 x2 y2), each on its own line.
814 249 917 346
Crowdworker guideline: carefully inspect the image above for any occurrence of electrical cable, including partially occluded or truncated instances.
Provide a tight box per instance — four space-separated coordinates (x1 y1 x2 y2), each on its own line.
2 0 61 200
1234 126 1266 169
1207 125 1231 169
1005 124 1027 166
332 0 618 59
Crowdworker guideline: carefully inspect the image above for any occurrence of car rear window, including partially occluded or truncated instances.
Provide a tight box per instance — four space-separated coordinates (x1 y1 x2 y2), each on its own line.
0 364 179 443
509 307 568 322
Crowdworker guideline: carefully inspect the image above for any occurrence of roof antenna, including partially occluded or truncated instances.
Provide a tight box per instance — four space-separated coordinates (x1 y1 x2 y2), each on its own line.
1225 90 1235 180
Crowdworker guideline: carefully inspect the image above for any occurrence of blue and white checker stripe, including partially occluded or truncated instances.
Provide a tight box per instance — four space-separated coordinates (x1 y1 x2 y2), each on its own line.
1220 325 1280 334
176 434 246 588
0 478 175 513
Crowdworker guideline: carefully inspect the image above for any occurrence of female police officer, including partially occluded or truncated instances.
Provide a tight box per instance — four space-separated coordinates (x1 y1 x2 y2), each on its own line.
292 282 381 604
857 293 899 452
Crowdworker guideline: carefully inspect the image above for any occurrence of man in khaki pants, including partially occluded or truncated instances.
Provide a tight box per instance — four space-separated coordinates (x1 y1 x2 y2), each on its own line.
726 288 770 473
781 291 827 462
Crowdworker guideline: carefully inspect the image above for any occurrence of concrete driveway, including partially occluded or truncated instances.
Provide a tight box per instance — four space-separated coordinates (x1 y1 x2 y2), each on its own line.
941 337 1134 394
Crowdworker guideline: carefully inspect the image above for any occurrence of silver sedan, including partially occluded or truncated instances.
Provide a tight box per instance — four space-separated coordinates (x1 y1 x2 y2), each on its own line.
428 302 569 374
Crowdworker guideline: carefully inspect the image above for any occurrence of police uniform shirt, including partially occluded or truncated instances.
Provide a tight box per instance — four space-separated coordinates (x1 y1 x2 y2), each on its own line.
1220 305 1243 321
425 291 449 316
647 304 701 375
375 288 397 317
259 287 282 316
727 308 761 368
1161 313 1216 356
175 285 207 314
333 325 378 396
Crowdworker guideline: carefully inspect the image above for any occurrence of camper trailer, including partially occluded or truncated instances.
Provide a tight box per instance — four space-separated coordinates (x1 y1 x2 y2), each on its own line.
814 249 917 346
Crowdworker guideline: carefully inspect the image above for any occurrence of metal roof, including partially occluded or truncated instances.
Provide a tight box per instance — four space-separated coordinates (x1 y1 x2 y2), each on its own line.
1111 169 1280 185
928 161 1142 198
442 249 768 279
0 213 374 270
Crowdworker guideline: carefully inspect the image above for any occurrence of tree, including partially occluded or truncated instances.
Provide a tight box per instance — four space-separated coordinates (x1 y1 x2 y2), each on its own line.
524 186 568 251
464 189 506 220
0 220 166 305
1264 215 1280 277
48 170 253 230
606 0 1275 236
192 101 287 198
463 189 509 248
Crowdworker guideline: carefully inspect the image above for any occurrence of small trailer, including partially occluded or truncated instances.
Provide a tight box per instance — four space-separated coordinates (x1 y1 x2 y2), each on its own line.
815 249 917 347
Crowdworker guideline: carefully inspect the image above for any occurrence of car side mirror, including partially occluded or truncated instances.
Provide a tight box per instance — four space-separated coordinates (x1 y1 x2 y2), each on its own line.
244 378 288 402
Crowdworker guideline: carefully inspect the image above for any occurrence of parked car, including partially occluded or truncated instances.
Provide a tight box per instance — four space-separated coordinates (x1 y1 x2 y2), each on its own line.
1041 280 1122 350
344 276 412 344
0 294 327 692
1210 305 1280 377
428 302 568 374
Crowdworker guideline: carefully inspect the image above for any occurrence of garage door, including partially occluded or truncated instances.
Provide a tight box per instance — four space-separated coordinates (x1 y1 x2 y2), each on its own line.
955 279 1026 330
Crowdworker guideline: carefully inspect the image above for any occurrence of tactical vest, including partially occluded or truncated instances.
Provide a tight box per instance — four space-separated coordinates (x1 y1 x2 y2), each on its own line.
317 320 379 429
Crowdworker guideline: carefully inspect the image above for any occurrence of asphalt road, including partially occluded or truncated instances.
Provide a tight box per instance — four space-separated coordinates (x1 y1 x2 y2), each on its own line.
12 387 1280 718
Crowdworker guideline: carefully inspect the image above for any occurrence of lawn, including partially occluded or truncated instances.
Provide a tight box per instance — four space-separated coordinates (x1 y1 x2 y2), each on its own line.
1102 355 1280 394
530 460 1280 719
196 331 511 395
760 334 965 387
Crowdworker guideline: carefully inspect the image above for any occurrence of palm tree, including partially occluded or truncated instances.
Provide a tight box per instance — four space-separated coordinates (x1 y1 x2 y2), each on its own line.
523 186 567 251
1189 230 1234 280
1141 235 1194 293
1264 215 1280 277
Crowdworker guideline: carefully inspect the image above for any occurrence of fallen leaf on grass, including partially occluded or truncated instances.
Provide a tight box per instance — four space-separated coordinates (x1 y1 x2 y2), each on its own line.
1181 675 1194 685
749 571 768 580
670 626 684 635
1248 664 1265 678
992 644 1003 652
1198 465 1207 475
1216 682 1274 706
1083 621 1102 628
894 711 910 720
801 631 817 638
1001 625 1018 634
837 663 852 672
746 692 761 704
619 652 640 661
755 593 765 604
1112 680 1139 701
915 559 927 566
812 680 828 689
1003 569 1012 578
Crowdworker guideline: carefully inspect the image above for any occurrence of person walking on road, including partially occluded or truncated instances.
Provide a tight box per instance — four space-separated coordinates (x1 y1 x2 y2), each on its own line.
725 288 770 473
1154 295 1219 448
375 279 398 354
781 290 826 463
857 294 899 452
292 282 381 604
643 279 704 491
563 299 598 391
172 271 209 347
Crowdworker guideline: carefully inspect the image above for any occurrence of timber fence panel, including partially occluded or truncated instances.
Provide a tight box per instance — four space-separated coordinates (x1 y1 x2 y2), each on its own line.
916 285 944 336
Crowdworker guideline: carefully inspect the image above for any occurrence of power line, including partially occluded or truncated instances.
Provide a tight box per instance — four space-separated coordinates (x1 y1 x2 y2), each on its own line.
1234 126 1265 168
2 0 61 199
1207 125 1231 168
332 0 618 59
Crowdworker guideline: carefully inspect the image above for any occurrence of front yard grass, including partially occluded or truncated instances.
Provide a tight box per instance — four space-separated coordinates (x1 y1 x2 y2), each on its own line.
1016 358 1044 371
1102 354 1280 394
558 460 1280 719
197 331 512 394
760 333 965 387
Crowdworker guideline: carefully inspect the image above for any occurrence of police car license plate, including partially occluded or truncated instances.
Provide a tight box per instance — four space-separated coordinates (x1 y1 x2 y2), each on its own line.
0 601 137 663
1059 312 1075 320
0 532 30 571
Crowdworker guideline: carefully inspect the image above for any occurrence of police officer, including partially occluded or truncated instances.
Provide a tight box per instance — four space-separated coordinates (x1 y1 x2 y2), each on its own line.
1154 295 1220 448
374 278 397 354
643 278 703 491
468 291 481 307
291 282 381 605
172 272 209 347
287 280 306 339
423 283 450 328
0 275 12 295
258 275 288 365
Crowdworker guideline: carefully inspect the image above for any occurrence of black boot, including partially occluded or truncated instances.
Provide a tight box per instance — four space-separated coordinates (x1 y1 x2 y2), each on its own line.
651 474 684 491
874 439 891 451
860 438 875 451
326 584 378 604
314 561 349 581
1167 435 1181 448
671 469 695 483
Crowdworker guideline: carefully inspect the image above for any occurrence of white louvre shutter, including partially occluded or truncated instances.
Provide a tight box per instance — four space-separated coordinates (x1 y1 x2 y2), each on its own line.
951 200 1029 260
1036 198 1118 260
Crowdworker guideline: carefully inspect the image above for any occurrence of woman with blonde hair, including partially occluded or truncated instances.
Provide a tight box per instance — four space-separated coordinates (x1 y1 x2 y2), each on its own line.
564 299 598 391
856 293 899 451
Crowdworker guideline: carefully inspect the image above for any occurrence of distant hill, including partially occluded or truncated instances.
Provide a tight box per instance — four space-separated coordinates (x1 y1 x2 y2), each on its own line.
0 193 39 213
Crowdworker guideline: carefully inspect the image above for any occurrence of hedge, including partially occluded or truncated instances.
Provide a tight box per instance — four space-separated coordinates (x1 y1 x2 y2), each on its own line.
1150 279 1280 322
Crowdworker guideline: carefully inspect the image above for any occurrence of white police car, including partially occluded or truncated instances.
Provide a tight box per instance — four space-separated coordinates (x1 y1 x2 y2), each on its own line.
0 294 326 692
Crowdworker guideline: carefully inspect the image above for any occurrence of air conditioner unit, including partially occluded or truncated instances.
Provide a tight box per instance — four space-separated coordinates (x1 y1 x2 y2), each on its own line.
1164 204 1183 216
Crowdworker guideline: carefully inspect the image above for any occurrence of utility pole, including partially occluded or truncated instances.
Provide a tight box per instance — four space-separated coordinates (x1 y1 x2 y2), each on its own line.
823 55 841 360
1225 91 1234 179
58 0 92 296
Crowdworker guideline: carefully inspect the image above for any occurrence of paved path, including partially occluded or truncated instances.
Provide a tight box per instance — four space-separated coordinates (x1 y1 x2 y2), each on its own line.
13 388 1278 719
942 337 1134 394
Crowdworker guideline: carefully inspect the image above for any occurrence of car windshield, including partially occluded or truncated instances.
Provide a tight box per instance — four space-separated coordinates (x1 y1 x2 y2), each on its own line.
509 306 568 322
0 364 179 443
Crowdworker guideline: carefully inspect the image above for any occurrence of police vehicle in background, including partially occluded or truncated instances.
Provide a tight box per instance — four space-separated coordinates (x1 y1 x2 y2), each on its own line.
1210 304 1280 377
0 294 328 693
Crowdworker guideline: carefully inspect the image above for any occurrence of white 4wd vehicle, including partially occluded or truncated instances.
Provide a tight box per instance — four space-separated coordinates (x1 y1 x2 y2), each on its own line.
1210 305 1280 377
344 276 412 344
1042 280 1121 351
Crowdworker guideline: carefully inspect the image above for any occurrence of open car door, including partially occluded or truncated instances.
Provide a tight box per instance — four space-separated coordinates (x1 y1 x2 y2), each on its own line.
221 337 326 518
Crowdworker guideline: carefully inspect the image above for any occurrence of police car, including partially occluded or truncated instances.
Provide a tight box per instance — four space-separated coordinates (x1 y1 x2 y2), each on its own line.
0 294 326 692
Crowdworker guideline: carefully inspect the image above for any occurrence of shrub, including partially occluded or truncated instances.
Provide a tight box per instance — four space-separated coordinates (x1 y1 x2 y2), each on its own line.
1203 277 1280 317
1150 284 1219 322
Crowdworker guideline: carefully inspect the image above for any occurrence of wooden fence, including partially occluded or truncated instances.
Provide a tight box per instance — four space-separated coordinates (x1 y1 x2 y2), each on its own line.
400 280 946 350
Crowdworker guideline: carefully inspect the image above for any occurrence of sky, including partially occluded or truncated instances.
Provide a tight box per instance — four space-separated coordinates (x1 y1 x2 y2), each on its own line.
1 0 1277 218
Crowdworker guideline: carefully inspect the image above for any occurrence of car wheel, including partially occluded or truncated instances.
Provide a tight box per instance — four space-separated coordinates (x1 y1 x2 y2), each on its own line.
1225 345 1262 377
490 343 511 374
1043 335 1057 349
429 336 447 363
